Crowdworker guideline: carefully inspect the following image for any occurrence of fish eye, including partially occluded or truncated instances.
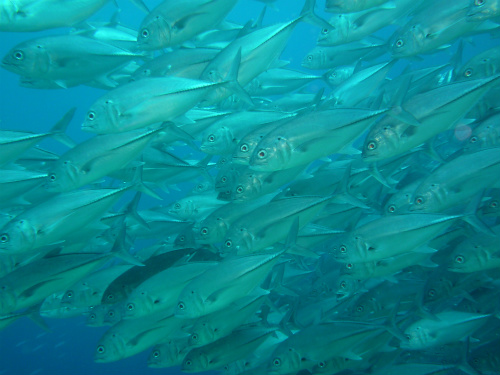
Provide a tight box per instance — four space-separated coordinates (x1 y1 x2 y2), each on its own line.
127 303 134 311
490 200 498 208
257 149 267 159
108 311 115 317
307 55 313 61
236 186 244 194
273 358 281 367
89 313 96 320
405 334 411 340
200 227 208 235
107 294 114 300
141 28 149 38
65 291 73 299
97 345 105 354
387 205 396 213
48 174 57 181
339 281 347 289
240 144 249 152
318 361 326 368
346 263 353 270
415 197 424 205
177 301 185 310
0 234 9 243
366 141 377 150
178 235 185 242
427 289 436 297
13 50 24 60
464 68 473 77
208 134 215 142
469 136 478 143
455 255 465 264
475 0 484 5
87 111 96 121
356 305 364 312
153 350 160 358
225 240 232 247
395 39 404 48
191 334 198 341
185 359 192 366
321 28 329 35
331 72 337 78
339 245 347 253
174 203 181 209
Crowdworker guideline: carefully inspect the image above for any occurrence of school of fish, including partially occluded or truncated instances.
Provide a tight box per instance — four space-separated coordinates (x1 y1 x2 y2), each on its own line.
1 0 500 374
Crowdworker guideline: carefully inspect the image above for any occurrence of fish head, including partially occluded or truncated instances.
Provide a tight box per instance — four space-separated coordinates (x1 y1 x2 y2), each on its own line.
233 137 262 166
82 99 119 134
401 325 432 350
0 219 37 254
384 192 413 215
215 165 240 192
268 346 303 375
1 40 50 77
169 199 191 219
336 275 362 300
330 235 361 263
409 185 441 212
479 196 500 216
467 0 500 21
94 333 126 363
301 48 326 70
362 120 400 162
182 351 209 373
328 66 353 86
317 14 351 46
147 346 164 368
44 161 81 193
176 289 205 319
86 305 107 327
422 276 452 304
193 218 227 245
174 229 197 249
447 249 478 273
222 227 253 255
60 289 76 305
249 137 291 172
122 293 153 320
138 14 172 50
389 24 424 59
188 322 214 347
103 305 122 325
200 126 234 155
231 173 262 201
0 285 17 315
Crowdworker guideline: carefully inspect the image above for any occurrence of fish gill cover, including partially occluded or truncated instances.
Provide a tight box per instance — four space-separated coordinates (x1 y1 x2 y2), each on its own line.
0 0 500 374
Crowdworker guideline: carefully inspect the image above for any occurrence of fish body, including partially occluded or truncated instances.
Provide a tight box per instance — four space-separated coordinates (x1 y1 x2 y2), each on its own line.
0 0 109 32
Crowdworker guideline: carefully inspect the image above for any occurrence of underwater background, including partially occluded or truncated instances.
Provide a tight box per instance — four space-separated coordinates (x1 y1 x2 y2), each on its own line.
0 1 500 375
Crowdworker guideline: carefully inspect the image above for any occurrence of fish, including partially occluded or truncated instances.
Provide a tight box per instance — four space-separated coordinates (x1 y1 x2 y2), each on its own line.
362 75 500 162
401 310 491 350
137 0 238 50
44 125 164 192
175 251 283 318
1 35 147 89
249 108 387 171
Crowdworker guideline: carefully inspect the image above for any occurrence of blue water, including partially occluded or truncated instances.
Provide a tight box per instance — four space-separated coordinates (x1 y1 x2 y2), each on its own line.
0 1 499 374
